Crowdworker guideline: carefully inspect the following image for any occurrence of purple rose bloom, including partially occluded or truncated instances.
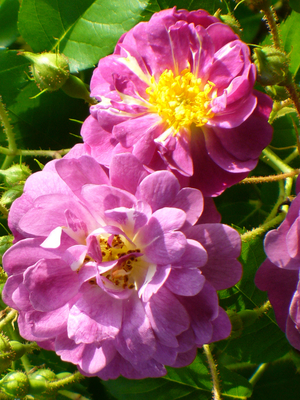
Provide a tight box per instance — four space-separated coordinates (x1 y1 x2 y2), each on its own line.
82 7 273 197
255 192 300 350
3 147 242 379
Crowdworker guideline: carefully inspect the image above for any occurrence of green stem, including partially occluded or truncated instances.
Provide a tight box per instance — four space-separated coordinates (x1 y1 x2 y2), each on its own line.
0 98 17 170
285 81 300 123
263 179 285 223
241 169 299 184
249 363 269 386
58 390 91 400
261 147 294 174
284 147 299 164
0 147 70 158
241 212 286 242
48 371 84 391
263 6 281 50
203 344 222 400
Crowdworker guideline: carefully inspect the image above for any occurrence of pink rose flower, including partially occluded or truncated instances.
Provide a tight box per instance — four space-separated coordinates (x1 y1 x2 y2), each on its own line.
256 186 300 350
82 7 273 196
3 147 241 379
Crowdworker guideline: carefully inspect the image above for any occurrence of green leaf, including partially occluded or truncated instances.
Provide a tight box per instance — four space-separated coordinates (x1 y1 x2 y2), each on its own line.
0 50 88 169
251 359 300 399
156 0 226 15
103 353 252 400
18 0 161 73
289 0 300 13
0 0 19 48
280 11 300 74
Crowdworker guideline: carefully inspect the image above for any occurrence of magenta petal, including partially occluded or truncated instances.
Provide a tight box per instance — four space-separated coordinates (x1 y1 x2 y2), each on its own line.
286 314 300 351
81 184 136 222
166 268 205 296
79 342 117 375
55 331 85 364
140 265 171 302
145 286 190 346
3 237 64 275
171 347 197 368
255 259 298 331
81 116 118 166
209 41 246 88
110 153 149 194
55 156 109 197
2 275 25 309
171 187 204 227
68 285 122 344
209 307 232 342
113 114 161 148
23 305 70 339
204 128 257 172
206 22 238 52
115 295 155 363
137 171 180 211
186 223 242 289
23 259 80 312
180 281 219 345
153 341 177 365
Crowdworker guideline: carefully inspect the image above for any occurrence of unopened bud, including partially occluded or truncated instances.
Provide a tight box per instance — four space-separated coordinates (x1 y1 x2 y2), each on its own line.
0 371 29 398
28 369 56 396
265 85 289 101
215 11 242 35
253 46 290 86
0 164 31 187
21 51 70 92
1 184 24 206
0 334 14 373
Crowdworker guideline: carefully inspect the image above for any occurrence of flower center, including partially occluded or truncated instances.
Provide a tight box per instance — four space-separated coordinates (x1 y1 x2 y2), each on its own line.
99 234 142 290
146 68 215 133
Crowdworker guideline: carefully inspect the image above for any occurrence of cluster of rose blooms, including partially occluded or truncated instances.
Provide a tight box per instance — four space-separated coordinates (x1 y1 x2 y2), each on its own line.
2 7 300 380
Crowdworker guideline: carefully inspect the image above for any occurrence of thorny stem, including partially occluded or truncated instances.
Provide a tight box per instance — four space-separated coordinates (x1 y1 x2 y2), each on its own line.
0 147 70 159
263 179 285 223
0 97 17 170
241 211 286 242
285 82 300 123
58 390 91 400
48 371 84 391
203 344 222 400
241 169 300 184
249 363 269 386
262 6 281 50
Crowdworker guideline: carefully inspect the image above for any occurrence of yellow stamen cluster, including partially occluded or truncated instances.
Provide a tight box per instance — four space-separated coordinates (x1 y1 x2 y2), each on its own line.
146 68 215 133
99 235 141 290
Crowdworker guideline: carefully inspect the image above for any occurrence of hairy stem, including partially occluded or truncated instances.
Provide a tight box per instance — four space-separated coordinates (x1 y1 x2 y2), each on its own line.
0 147 70 158
241 212 286 242
241 169 299 184
263 6 281 49
203 344 222 400
0 98 17 170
